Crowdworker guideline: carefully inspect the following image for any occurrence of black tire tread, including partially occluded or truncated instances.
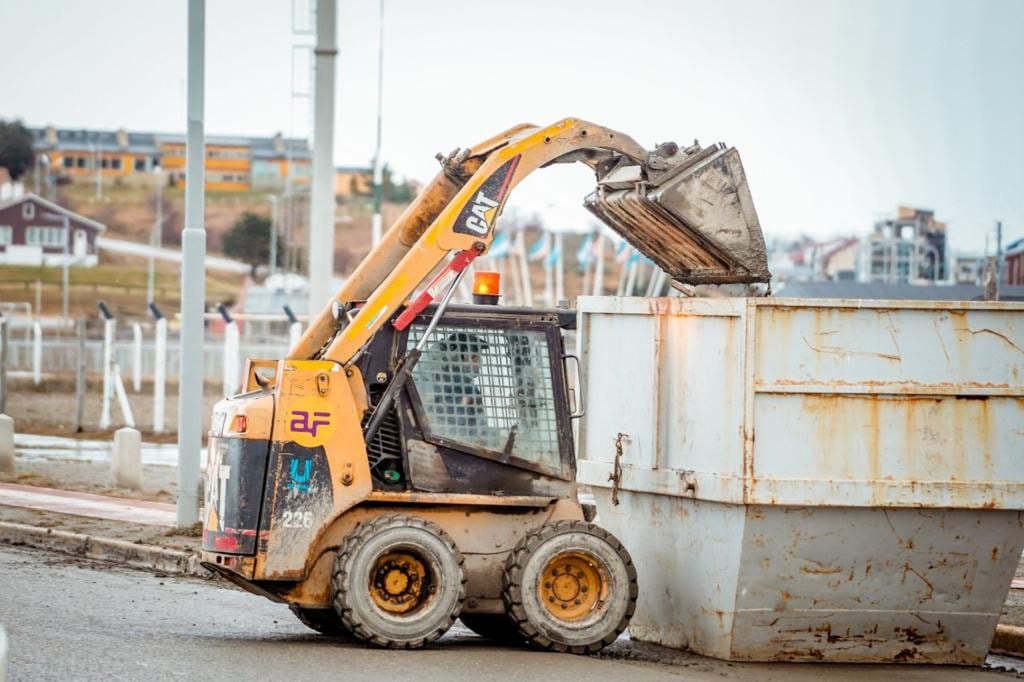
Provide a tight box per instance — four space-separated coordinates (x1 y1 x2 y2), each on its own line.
332 514 466 649
501 519 637 655
289 604 351 637
459 613 526 644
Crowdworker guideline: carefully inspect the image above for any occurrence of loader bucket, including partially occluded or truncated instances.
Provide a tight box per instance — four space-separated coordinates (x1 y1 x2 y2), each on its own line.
584 143 770 285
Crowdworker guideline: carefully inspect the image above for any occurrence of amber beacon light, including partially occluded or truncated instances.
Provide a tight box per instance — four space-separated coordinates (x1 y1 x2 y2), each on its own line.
472 271 501 305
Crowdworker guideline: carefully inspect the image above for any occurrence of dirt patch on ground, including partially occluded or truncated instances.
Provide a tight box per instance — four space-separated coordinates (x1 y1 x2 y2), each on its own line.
2 456 179 503
0 505 199 552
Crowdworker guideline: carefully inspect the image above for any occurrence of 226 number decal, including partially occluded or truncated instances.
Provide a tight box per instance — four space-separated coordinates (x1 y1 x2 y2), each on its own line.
281 511 314 528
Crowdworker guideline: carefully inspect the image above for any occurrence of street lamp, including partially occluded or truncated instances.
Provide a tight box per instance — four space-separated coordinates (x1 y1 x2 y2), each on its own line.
34 154 50 196
41 210 72 320
268 194 279 279
147 165 164 304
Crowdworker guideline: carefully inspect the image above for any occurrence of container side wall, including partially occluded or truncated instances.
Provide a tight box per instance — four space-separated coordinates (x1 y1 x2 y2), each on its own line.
592 487 746 658
730 505 1024 663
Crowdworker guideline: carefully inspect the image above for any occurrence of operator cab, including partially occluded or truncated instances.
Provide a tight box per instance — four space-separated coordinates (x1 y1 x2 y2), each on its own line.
353 303 579 499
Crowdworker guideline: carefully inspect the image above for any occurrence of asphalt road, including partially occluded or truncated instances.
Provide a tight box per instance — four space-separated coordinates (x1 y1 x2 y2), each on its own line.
0 545 1018 681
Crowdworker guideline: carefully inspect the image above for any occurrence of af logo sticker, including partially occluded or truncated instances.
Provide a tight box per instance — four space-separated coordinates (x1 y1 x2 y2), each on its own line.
453 155 521 237
286 396 336 447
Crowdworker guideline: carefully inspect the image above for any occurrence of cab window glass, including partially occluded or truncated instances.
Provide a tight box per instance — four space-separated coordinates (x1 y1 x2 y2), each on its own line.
408 324 560 472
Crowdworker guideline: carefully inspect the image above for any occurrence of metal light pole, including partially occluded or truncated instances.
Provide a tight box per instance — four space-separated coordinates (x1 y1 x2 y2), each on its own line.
41 210 71 319
370 0 385 247
93 143 102 200
307 0 338 315
61 215 70 319
147 166 164 304
269 194 279 278
177 0 207 528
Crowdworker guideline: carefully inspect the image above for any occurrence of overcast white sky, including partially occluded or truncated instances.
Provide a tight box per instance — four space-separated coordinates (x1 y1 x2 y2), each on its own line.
1 0 1021 253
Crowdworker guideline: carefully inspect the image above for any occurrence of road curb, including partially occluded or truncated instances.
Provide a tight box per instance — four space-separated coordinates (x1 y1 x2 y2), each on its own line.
0 521 209 578
992 624 1024 657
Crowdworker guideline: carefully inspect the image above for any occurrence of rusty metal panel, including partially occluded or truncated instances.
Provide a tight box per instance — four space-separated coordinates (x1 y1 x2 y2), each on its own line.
753 302 1024 394
731 506 1024 663
589 487 747 659
751 394 1024 508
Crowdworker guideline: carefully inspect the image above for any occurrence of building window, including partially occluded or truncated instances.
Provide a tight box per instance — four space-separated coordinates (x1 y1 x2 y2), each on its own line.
111 158 122 170
0 226 11 245
26 226 67 247
23 203 35 219
76 157 86 168
63 157 74 168
100 158 110 169
134 158 146 171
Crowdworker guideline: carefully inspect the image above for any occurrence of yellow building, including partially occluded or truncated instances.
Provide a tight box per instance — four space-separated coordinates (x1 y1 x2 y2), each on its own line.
31 126 311 193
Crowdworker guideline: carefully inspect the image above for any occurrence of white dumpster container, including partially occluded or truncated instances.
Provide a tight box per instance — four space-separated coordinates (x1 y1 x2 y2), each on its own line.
576 296 1024 664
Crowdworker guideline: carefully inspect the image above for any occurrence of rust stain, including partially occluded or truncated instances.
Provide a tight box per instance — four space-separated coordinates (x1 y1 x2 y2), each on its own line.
801 335 902 362
901 563 935 600
966 327 1024 354
800 558 844 575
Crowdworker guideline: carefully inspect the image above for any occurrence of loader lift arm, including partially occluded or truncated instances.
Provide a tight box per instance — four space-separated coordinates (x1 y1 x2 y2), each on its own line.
289 116 769 366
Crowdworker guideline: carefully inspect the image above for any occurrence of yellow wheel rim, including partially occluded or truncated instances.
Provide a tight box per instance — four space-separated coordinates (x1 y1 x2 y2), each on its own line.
369 551 431 615
537 551 608 622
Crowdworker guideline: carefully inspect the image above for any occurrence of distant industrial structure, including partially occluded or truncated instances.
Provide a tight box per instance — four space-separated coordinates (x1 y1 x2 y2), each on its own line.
859 206 948 283
1005 237 1024 287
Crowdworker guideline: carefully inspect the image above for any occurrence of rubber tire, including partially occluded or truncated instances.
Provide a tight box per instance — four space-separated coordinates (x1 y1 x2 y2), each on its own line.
502 520 637 654
459 613 525 644
289 605 352 638
332 514 466 649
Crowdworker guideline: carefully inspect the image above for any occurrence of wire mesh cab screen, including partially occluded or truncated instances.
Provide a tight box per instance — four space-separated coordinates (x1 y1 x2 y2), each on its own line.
408 323 562 474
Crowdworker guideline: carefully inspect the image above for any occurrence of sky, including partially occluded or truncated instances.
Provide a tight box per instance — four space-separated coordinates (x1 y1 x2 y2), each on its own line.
1 0 1021 254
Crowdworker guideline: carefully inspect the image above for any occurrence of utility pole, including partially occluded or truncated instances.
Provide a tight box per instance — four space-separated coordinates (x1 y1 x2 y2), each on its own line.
371 0 385 247
996 220 1004 285
93 144 102 200
147 166 164 304
177 0 206 528
269 194 279 278
307 0 338 315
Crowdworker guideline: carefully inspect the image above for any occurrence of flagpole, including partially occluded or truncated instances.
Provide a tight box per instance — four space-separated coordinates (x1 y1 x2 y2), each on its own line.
519 231 533 306
544 247 554 308
615 247 630 296
506 232 523 306
592 233 605 296
624 256 639 296
554 232 564 304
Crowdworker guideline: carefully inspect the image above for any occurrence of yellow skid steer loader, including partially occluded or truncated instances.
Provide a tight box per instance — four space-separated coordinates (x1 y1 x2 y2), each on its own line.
200 118 769 652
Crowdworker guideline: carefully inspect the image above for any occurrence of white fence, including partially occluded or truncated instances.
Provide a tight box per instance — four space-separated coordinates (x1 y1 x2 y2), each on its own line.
3 335 290 383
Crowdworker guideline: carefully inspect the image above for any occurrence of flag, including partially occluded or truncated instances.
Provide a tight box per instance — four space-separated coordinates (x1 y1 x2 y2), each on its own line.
575 232 594 270
547 233 561 268
527 231 551 261
615 240 632 263
487 231 511 259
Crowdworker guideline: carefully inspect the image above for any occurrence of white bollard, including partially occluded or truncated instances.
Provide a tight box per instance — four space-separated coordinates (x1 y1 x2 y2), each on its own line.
112 364 136 429
132 322 143 393
223 320 240 396
153 317 167 434
111 426 142 490
288 321 302 349
0 624 7 682
32 321 42 386
99 318 115 429
0 414 14 476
